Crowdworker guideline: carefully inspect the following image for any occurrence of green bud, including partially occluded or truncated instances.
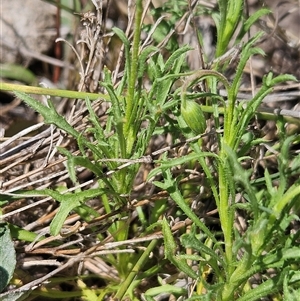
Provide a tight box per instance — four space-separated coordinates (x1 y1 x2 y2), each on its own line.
181 99 206 135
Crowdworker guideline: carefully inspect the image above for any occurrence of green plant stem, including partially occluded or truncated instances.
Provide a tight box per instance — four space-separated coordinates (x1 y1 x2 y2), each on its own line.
222 252 253 300
0 82 108 101
124 0 143 142
200 105 300 125
218 156 234 276
115 239 158 300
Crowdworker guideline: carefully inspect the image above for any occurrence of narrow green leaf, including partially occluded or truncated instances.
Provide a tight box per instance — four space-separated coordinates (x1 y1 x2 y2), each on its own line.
147 56 162 81
268 74 297 86
237 269 286 301
224 145 259 220
161 218 197 279
145 284 186 297
50 198 81 236
242 8 270 36
8 224 43 242
164 45 192 71
112 27 130 47
181 232 225 268
57 147 78 184
160 168 220 247
261 247 300 267
137 46 158 79
148 151 219 181
0 63 37 85
15 91 79 139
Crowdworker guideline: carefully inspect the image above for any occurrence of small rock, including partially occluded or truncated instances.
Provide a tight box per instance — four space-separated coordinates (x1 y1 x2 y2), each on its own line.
0 0 56 64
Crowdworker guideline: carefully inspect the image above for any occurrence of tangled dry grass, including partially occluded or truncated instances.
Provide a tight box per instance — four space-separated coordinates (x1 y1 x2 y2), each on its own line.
0 0 300 300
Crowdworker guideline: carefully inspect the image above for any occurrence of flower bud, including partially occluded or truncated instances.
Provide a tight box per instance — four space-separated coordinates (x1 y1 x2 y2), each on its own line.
181 99 206 135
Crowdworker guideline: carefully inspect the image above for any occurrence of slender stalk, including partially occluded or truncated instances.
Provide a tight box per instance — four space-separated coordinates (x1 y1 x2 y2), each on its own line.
0 82 107 101
115 239 158 300
218 157 233 275
200 105 300 124
124 0 143 137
